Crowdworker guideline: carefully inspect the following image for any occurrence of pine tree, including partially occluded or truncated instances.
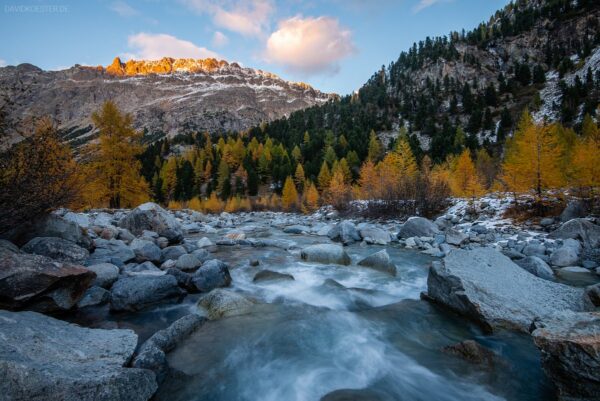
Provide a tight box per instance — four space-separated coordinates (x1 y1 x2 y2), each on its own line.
281 176 299 211
367 130 383 161
294 163 305 192
216 159 231 200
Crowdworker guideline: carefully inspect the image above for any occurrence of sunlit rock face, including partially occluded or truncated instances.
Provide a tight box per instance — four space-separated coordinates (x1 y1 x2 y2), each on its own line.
0 57 334 148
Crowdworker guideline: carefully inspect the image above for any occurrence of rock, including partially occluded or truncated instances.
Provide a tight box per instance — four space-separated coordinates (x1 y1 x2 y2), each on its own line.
327 221 361 245
155 237 169 249
63 211 91 228
515 256 555 281
14 213 93 249
549 218 600 249
445 228 468 246
118 202 183 244
470 225 488 235
86 238 135 266
425 248 585 332
175 253 203 272
404 237 418 248
253 270 295 283
300 244 351 265
225 231 246 240
357 249 397 276
441 340 497 365
132 314 206 384
502 248 525 260
122 261 164 276
191 259 232 292
0 248 94 312
531 311 600 401
283 225 310 234
584 284 600 308
559 266 591 274
196 237 214 248
197 289 257 319
117 228 135 243
359 227 392 245
559 200 588 222
110 275 185 312
522 242 546 257
0 239 19 253
77 286 110 308
249 259 260 267
21 236 89 263
398 217 440 239
0 310 157 401
161 245 187 262
549 239 581 267
130 238 162 264
86 263 120 288
320 389 388 401
216 238 237 246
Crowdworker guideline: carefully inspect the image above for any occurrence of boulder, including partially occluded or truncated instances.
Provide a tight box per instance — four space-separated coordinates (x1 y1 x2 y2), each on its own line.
549 239 581 267
514 256 555 281
175 253 203 272
132 314 206 384
197 289 257 319
531 311 600 401
118 203 183 244
283 225 310 234
122 261 164 277
161 245 187 262
398 217 440 239
522 242 546 257
130 238 162 264
559 200 588 223
540 217 555 227
253 270 295 283
584 283 600 308
225 231 246 240
0 248 94 312
86 263 119 288
425 248 585 332
300 244 351 265
21 236 89 263
445 228 468 246
359 227 392 245
320 389 388 401
190 259 232 292
86 238 135 266
0 239 19 253
196 237 214 248
63 211 91 228
549 219 600 249
0 310 157 401
77 286 110 308
13 213 93 250
357 249 397 276
441 340 497 365
110 275 185 312
327 221 361 245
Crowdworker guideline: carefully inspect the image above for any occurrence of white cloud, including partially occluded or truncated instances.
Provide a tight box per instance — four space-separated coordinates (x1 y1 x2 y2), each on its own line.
182 0 273 37
212 31 229 47
264 16 355 75
413 0 447 13
110 1 139 17
0 59 6 67
126 33 219 60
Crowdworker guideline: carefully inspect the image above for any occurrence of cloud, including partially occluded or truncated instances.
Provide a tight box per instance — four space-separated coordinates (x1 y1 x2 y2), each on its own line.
264 16 355 75
0 59 6 67
413 0 447 13
125 33 219 60
110 1 139 17
212 31 229 47
182 0 273 37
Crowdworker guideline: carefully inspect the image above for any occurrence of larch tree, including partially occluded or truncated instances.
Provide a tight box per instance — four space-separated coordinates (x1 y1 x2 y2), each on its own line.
281 176 299 211
325 169 352 211
84 101 149 208
303 181 320 213
317 161 332 192
451 149 484 198
357 159 379 199
294 163 306 192
367 130 383 162
216 158 231 200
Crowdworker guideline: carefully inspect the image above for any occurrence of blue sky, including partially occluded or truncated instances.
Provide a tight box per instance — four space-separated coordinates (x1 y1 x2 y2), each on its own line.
0 0 510 94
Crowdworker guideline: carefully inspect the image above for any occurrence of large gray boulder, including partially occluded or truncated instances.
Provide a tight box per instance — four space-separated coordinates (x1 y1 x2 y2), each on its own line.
253 270 295 283
549 219 600 249
0 310 157 401
359 227 392 245
190 259 232 292
300 244 351 265
514 256 555 281
13 213 93 250
119 203 183 244
77 286 110 308
559 200 588 222
549 239 582 267
426 248 585 332
0 248 95 312
21 236 89 263
197 289 258 319
175 253 203 272
86 263 120 288
531 311 600 401
357 249 397 276
130 238 162 264
161 245 187 262
327 221 361 245
398 217 440 239
445 228 468 246
110 275 185 312
132 314 206 384
86 238 135 266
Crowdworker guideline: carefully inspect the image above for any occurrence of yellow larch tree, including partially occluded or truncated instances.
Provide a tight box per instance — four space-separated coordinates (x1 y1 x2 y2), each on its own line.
302 181 320 213
357 159 379 199
317 161 332 192
450 149 484 198
325 169 352 210
294 163 306 192
281 176 299 211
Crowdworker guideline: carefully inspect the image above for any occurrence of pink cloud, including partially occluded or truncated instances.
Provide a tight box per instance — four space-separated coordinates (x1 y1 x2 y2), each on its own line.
126 33 219 60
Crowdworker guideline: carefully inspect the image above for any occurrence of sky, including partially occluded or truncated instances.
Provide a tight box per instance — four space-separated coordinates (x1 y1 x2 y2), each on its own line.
0 0 510 95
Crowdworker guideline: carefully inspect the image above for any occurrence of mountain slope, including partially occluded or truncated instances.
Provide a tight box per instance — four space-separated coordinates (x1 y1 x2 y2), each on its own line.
0 57 333 147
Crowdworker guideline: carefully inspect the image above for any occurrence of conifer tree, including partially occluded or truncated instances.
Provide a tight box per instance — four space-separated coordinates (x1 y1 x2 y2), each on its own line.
303 181 320 213
317 161 332 192
367 130 383 161
357 159 378 199
281 176 299 211
217 158 231 200
451 149 484 198
294 163 305 192
325 169 351 211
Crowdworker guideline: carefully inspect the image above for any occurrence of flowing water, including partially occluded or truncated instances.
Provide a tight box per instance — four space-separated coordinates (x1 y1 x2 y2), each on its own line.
72 220 555 401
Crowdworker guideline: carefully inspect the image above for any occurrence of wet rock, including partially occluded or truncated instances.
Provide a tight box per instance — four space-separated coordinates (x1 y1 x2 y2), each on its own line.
191 259 232 292
320 388 388 401
0 239 19 253
118 202 183 244
357 249 397 276
398 217 440 239
470 225 488 235
161 245 187 262
359 227 392 245
531 311 600 401
197 289 258 319
132 314 206 384
253 270 295 283
0 310 157 401
0 248 94 312
327 221 361 245
514 256 555 281
216 238 237 246
522 242 546 257
225 231 246 240
549 239 581 267
12 213 93 250
122 261 164 277
130 238 162 264
21 236 89 263
77 286 110 308
549 219 600 249
283 225 310 234
425 248 585 332
445 228 468 246
117 228 135 244
155 237 169 249
584 284 600 308
110 275 185 312
86 263 119 288
196 237 213 248
249 259 260 267
300 244 351 265
86 238 135 266
175 253 203 272
441 340 497 365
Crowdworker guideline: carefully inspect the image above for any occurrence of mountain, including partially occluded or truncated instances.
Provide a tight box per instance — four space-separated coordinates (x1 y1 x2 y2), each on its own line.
0 57 333 147
254 0 600 163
